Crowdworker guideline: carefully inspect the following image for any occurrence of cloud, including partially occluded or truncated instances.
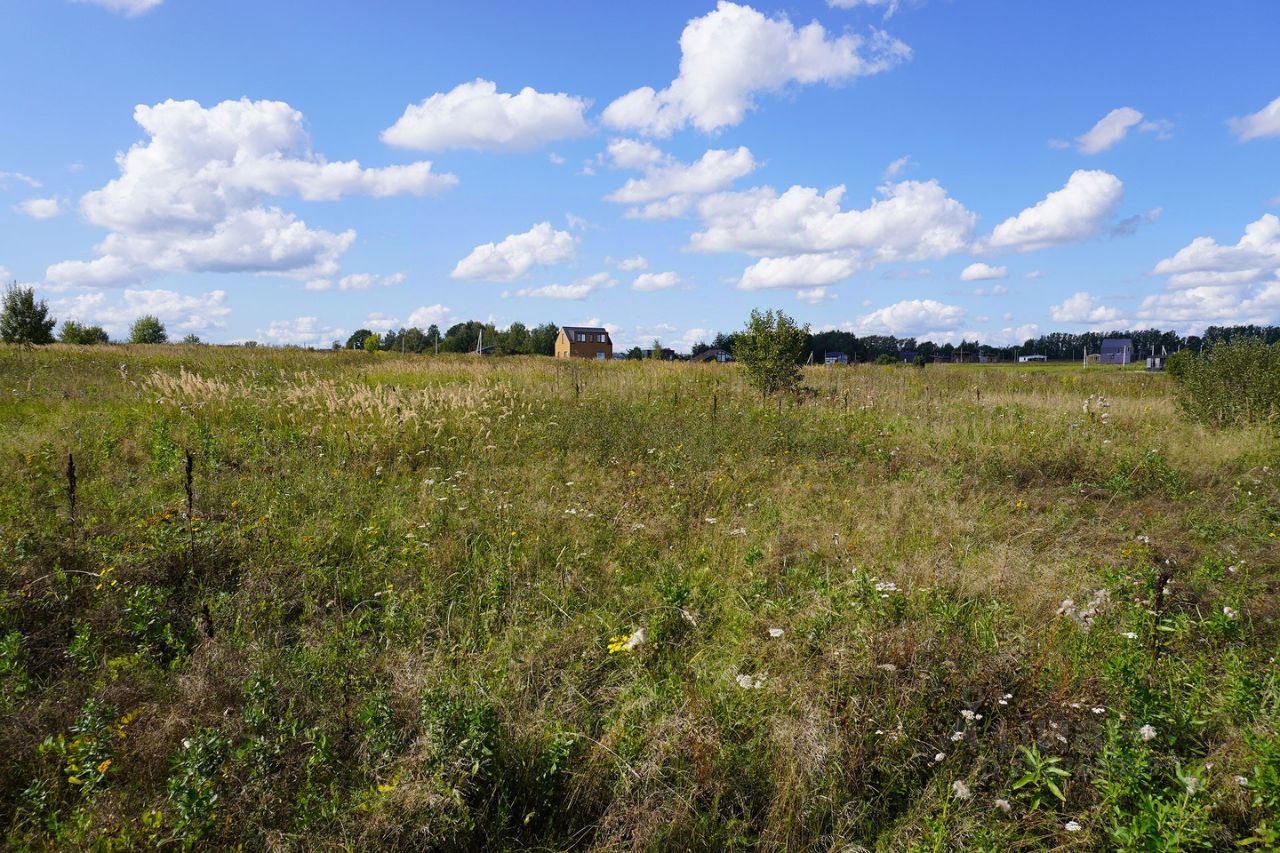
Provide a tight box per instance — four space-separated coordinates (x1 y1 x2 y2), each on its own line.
844 298 965 336
602 1 909 136
1025 269 1045 280
14 197 62 219
339 272 406 291
983 323 1040 347
737 251 862 290
452 222 576 282
1110 206 1162 238
1152 213 1280 288
548 152 566 165
828 0 902 17
607 146 756 218
1137 283 1280 334
606 138 666 170
614 255 648 271
47 98 454 289
1228 95 1280 142
515 271 615 299
632 271 681 291
1075 107 1144 154
258 316 347 347
982 170 1123 253
1049 291 1126 326
407 304 452 327
50 288 230 334
883 155 912 179
72 0 162 16
691 179 975 262
959 262 1007 281
382 79 590 152
796 286 836 303
0 171 41 189
973 284 1008 296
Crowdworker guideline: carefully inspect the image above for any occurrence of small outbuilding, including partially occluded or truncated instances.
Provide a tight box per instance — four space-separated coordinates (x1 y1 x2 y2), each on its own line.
555 326 613 360
1018 354 1047 363
824 351 849 365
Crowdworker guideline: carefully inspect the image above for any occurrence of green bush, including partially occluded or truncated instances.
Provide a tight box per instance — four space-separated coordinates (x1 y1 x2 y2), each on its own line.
1170 338 1280 427
1165 348 1196 379
874 353 897 365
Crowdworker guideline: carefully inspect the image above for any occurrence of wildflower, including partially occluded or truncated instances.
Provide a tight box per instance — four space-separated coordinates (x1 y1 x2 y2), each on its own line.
1139 724 1157 741
729 526 747 535
951 780 972 800
705 517 717 524
97 759 112 774
1064 820 1082 832
1184 776 1201 795
1235 775 1249 787
998 692 1012 705
994 798 1012 813
768 628 784 638
1122 631 1138 639
607 628 645 654
564 508 577 515
736 673 764 690
1223 605 1239 620
877 663 897 673
1091 707 1106 715
960 709 982 722
934 752 946 763
874 580 898 593
950 731 964 742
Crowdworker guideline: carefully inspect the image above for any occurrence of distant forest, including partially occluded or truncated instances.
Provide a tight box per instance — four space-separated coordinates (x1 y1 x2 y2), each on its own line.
350 321 1280 362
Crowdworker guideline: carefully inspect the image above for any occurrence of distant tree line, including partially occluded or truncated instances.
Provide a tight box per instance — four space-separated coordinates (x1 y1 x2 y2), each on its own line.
6 279 1280 360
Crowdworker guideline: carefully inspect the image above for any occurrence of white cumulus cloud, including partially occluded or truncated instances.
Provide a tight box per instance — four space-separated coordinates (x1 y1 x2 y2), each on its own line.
614 255 649 272
14 197 62 219
516 272 615 300
1152 213 1280 288
46 98 454 289
1075 107 1144 154
982 170 1123 254
602 1 909 136
258 316 347 347
607 146 756 218
691 179 975 262
451 222 576 282
407 304 452 327
960 262 1007 281
1049 291 1126 326
845 298 965 336
50 288 230 334
737 251 862 290
1228 95 1280 142
632 271 682 292
382 79 590 152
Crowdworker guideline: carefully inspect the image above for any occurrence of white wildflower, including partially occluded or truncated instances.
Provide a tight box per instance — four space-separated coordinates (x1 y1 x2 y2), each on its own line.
1235 775 1249 787
877 663 898 673
1064 820 1082 832
768 628 784 638
875 580 898 593
1223 605 1239 620
736 673 764 690
1091 707 1106 715
729 526 747 536
951 780 972 800
705 517 717 524
960 709 981 722
1184 775 1201 795
934 752 946 763
994 798 1012 813
950 730 964 742
1139 724 1157 741
1122 631 1138 639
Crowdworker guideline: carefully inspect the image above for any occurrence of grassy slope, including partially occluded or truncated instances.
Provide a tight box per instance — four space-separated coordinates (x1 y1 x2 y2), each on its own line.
1 345 1279 850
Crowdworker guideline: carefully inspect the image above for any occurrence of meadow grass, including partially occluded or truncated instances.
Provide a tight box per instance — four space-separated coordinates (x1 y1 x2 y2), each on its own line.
1 345 1279 850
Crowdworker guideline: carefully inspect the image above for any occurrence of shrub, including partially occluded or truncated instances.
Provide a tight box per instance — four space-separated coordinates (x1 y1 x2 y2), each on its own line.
1 284 56 344
129 315 168 344
874 353 897 365
734 308 808 395
1165 348 1196 379
59 320 109 345
1170 338 1280 427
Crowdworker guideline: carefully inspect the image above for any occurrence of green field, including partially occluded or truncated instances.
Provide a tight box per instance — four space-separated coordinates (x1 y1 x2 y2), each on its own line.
2 346 1279 849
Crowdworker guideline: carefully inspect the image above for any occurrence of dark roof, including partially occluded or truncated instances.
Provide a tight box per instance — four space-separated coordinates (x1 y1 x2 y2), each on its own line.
691 348 729 362
1100 337 1133 352
562 326 609 335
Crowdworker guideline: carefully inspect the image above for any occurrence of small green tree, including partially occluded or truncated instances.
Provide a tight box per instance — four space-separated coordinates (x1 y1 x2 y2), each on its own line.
735 308 808 395
345 329 374 350
59 320 109 345
649 339 663 360
874 353 897 365
1 284 56 344
129 315 167 344
362 333 381 353
181 333 201 345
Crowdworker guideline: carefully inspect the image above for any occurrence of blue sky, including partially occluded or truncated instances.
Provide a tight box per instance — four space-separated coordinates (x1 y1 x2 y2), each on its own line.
3 0 1279 349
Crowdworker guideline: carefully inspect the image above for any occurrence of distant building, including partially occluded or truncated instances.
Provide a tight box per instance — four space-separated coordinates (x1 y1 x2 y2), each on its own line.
691 348 734 363
642 347 677 361
1099 337 1134 365
1018 354 1047 363
555 326 612 360
898 350 918 363
824 351 849 365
